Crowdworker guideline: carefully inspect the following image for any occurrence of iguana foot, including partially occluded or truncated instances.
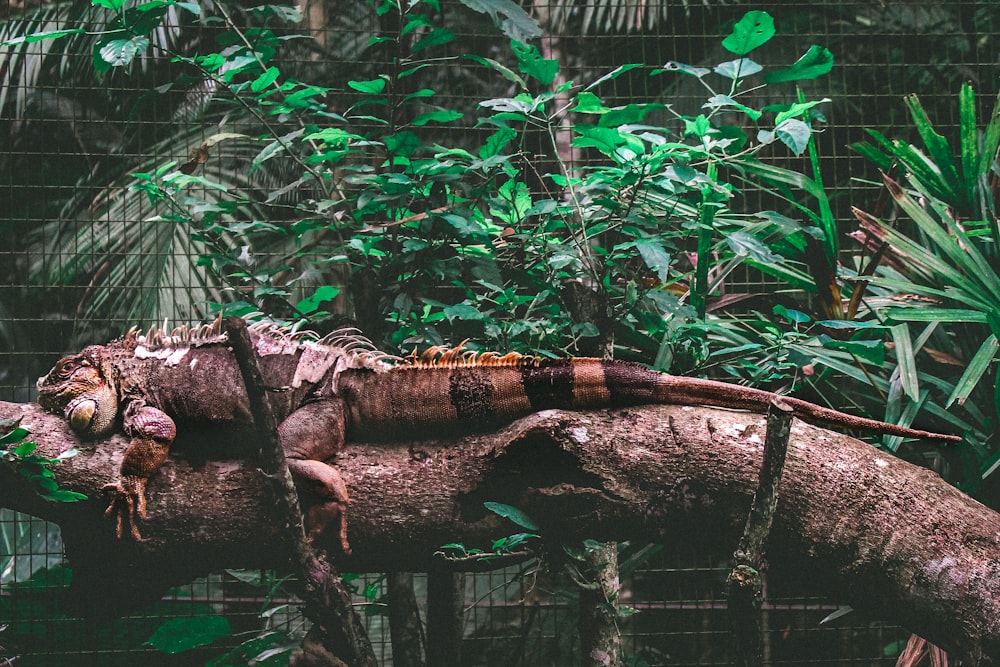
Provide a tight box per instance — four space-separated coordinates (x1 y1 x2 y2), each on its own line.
304 498 351 556
103 476 148 541
288 459 352 555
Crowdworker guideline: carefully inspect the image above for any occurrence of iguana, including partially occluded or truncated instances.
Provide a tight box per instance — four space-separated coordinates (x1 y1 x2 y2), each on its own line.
36 317 960 552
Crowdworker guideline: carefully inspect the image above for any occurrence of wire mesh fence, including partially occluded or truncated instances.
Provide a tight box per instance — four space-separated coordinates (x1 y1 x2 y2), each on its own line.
2 0 997 663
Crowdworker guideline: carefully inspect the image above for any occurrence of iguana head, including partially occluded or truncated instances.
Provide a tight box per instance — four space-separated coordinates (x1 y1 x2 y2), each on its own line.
36 345 119 438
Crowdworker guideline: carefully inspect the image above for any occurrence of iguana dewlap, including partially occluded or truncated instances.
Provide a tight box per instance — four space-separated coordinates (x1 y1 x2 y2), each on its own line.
36 319 960 551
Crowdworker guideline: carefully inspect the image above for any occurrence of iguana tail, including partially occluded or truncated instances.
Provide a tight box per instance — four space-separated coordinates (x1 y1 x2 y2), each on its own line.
339 353 960 442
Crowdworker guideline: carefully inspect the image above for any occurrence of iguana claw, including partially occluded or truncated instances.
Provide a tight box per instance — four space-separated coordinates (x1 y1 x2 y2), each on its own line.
103 477 147 541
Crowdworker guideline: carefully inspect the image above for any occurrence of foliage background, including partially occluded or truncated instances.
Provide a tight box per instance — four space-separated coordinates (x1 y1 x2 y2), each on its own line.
0 0 998 664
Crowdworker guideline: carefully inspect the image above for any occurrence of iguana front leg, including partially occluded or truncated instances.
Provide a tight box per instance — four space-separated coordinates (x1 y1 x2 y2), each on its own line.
278 399 352 554
105 400 176 540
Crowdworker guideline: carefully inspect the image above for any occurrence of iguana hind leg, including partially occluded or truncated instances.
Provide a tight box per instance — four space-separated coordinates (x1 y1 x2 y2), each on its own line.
278 399 352 555
105 402 176 540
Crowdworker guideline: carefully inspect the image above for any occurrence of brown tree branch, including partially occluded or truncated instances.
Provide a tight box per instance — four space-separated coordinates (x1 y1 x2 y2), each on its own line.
1 400 999 664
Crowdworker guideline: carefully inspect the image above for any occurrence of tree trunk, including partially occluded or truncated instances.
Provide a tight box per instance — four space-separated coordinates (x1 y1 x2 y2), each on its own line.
1 400 999 664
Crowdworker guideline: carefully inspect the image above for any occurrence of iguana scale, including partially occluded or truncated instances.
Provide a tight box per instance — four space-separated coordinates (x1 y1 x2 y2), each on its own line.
36 318 960 552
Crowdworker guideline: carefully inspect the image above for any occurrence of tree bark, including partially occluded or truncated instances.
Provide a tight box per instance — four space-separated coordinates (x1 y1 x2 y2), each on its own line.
1 400 999 664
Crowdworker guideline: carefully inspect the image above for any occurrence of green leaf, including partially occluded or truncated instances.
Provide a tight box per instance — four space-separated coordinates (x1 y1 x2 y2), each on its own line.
634 239 672 282
904 94 963 202
584 64 643 91
658 61 710 78
511 41 558 85
0 427 28 445
91 0 126 9
959 81 978 205
43 489 88 503
250 66 280 92
295 286 340 314
1 28 86 46
722 11 775 55
884 308 988 323
704 94 762 121
411 110 463 126
765 45 834 83
724 231 783 264
979 90 1000 181
774 98 831 125
348 78 387 94
820 337 885 366
946 334 998 407
146 616 231 654
759 119 811 156
465 54 527 89
443 303 485 321
412 28 454 52
458 0 542 42
13 441 37 457
890 323 920 401
98 36 150 66
571 91 608 114
484 501 539 530
714 59 762 80
479 127 516 159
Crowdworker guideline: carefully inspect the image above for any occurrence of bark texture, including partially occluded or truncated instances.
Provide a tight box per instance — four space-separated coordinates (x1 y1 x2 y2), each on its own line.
1 399 998 664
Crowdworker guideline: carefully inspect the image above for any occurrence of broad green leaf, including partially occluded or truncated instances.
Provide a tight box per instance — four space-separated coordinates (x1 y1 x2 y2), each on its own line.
704 94 762 121
99 36 150 66
599 103 666 127
44 489 88 503
512 41 558 85
775 118 811 155
759 119 811 156
146 616 231 654
91 0 125 9
252 128 303 171
13 441 38 456
479 127 516 159
295 286 340 314
443 303 485 321
764 45 834 83
250 66 280 92
683 114 713 138
819 336 884 366
724 231 783 264
385 131 421 157
348 78 386 94
0 427 28 445
946 334 998 407
411 110 463 126
412 27 454 52
634 239 672 282
714 58 762 80
484 501 539 530
890 323 920 401
774 98 831 125
464 54 527 89
774 304 811 324
571 91 608 114
458 0 542 42
658 61 710 78
721 11 775 55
